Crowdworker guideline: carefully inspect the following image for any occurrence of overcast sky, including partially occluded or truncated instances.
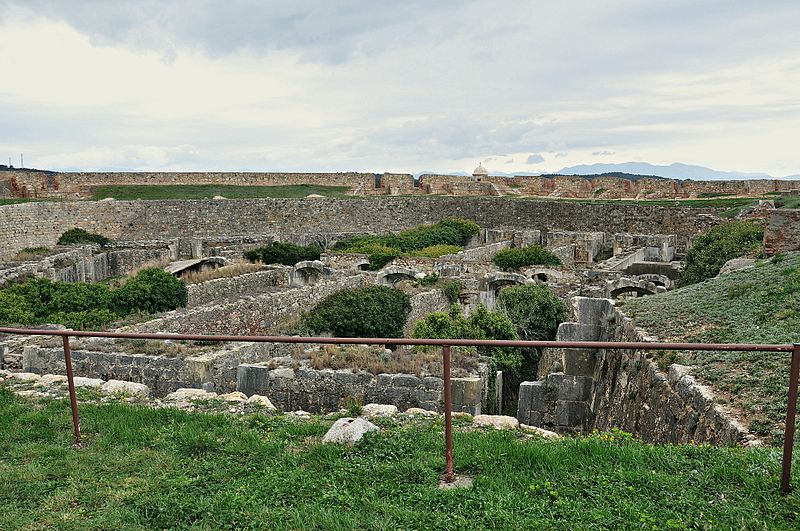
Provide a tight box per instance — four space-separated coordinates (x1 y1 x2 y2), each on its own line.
1 1 799 175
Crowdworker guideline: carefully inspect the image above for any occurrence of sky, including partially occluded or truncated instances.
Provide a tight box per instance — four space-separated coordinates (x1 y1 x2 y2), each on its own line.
1 1 799 176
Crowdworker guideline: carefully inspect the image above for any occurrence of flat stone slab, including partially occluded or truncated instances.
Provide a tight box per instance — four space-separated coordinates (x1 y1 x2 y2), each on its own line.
361 403 398 418
165 388 216 401
405 407 438 417
73 377 104 388
9 372 41 382
322 417 379 445
101 380 150 398
473 414 520 430
37 374 68 386
520 424 560 439
438 474 474 490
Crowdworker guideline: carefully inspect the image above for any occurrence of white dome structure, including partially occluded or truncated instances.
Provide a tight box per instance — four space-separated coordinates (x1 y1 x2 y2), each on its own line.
472 163 488 179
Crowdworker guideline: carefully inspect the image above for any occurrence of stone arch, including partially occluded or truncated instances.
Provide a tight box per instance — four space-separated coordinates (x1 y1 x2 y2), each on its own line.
607 277 657 299
292 260 328 287
634 273 671 288
377 266 422 286
165 256 229 278
481 272 528 309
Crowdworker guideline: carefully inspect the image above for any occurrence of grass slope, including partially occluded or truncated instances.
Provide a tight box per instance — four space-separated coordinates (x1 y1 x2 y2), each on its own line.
90 184 351 200
621 252 800 444
0 388 798 529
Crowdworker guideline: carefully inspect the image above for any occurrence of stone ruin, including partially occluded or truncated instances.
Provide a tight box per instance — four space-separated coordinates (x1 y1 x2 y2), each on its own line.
1 195 796 446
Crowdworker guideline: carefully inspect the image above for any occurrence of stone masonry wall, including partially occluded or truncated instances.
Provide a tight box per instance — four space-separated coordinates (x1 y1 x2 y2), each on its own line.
185 267 292 307
237 363 485 414
764 209 800 255
0 197 722 257
404 289 452 336
518 297 755 445
128 274 371 335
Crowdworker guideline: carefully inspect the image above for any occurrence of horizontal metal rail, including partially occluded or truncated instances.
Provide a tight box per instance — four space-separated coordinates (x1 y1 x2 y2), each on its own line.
0 327 796 492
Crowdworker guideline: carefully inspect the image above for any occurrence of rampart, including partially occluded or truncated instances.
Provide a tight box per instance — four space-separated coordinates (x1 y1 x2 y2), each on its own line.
2 169 798 200
0 197 722 257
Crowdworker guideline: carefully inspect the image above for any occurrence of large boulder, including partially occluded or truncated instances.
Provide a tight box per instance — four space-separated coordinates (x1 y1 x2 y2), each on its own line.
322 417 379 445
101 380 150 398
361 403 398 418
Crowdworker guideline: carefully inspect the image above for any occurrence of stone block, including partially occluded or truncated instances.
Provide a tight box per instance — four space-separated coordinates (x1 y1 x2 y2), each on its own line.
548 374 593 401
451 377 482 415
555 400 591 428
562 349 598 377
269 367 295 379
556 323 604 341
392 374 422 388
237 364 269 396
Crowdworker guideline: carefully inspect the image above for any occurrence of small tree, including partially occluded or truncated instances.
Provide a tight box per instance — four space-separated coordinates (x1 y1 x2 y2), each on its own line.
301 286 412 338
112 268 188 315
678 221 764 286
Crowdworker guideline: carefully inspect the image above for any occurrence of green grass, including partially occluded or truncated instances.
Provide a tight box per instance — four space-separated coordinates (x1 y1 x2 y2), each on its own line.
0 388 798 529
0 198 41 205
90 184 352 200
621 252 800 444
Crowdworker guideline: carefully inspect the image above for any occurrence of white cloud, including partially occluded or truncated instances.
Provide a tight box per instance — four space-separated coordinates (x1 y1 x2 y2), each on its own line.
1 1 799 176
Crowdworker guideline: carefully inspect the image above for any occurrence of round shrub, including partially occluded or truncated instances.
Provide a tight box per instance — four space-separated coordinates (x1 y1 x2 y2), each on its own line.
0 291 34 325
678 221 764 286
112 268 188 315
492 245 561 271
244 241 321 266
57 228 111 247
301 286 411 338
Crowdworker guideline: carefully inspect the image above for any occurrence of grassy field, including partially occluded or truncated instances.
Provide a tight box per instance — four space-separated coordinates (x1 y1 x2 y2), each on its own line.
1 388 798 529
0 198 41 206
90 184 352 200
621 251 800 444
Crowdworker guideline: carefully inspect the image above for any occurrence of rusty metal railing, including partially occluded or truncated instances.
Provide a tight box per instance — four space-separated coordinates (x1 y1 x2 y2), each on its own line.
0 327 797 492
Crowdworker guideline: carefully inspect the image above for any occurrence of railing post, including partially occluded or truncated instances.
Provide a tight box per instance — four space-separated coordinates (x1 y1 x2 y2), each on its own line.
63 335 81 444
781 343 800 494
442 345 454 482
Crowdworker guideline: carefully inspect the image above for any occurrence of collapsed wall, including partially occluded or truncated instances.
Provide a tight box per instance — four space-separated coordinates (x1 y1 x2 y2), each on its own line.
764 209 800 255
518 297 756 445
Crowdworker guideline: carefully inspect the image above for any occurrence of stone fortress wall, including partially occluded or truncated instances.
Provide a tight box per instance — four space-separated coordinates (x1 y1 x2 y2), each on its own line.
0 197 722 258
2 168 799 200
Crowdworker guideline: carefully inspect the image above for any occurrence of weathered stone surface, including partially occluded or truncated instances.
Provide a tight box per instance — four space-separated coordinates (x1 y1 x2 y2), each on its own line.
247 395 276 409
361 403 398 418
73 377 104 388
219 391 248 402
405 407 438 417
322 417 380 445
718 258 756 275
473 414 520 430
165 388 216 401
37 374 67 386
764 209 800 255
451 377 483 415
520 424 560 438
101 379 150 398
10 372 41 382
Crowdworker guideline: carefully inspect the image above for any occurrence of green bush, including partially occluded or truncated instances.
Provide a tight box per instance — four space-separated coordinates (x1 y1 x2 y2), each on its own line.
441 280 462 304
496 285 568 341
301 286 411 338
333 218 479 269
112 268 188 315
244 241 321 266
0 291 34 325
0 268 187 330
678 221 764 286
57 228 111 247
492 246 561 271
406 245 463 258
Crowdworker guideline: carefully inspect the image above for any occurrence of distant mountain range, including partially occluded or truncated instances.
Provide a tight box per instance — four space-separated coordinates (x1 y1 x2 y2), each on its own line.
417 162 800 181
